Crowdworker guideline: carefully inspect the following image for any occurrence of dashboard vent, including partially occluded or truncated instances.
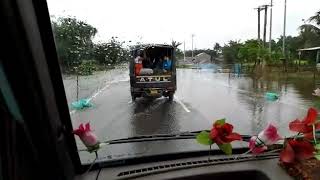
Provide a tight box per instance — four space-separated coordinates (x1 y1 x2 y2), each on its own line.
117 154 278 178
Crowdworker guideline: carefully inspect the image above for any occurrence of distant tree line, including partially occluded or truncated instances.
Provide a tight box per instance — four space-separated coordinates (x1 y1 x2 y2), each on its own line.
51 16 130 75
182 10 320 66
226 10 320 65
53 10 320 74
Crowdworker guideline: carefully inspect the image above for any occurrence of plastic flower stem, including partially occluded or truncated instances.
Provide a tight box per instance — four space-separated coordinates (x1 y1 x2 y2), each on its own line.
313 124 317 144
78 143 108 153
263 148 281 155
78 149 89 152
85 152 99 174
294 132 301 140
234 148 252 160
208 144 212 160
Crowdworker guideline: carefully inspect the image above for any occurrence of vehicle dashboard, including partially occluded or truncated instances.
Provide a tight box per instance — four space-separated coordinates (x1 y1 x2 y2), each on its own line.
76 153 292 180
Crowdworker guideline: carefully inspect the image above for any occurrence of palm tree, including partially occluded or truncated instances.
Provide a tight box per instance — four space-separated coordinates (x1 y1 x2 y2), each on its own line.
299 24 320 34
297 10 320 47
299 10 320 33
171 40 182 48
309 10 320 26
213 43 221 53
298 24 320 48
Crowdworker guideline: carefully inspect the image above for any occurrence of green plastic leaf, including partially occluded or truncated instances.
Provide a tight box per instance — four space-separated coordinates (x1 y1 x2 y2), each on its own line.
314 143 320 160
87 143 100 153
214 118 226 126
314 100 320 110
196 131 213 145
218 143 232 155
315 154 320 160
313 124 317 144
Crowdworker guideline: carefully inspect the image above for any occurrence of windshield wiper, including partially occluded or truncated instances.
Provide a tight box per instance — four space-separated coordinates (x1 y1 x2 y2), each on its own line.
103 131 252 145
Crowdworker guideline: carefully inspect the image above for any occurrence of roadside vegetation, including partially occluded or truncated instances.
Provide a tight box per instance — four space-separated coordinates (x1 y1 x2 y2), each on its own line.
52 10 319 75
51 16 130 75
183 10 320 68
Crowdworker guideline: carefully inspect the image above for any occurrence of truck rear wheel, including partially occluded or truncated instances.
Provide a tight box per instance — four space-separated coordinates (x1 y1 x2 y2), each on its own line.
168 93 174 101
131 94 137 101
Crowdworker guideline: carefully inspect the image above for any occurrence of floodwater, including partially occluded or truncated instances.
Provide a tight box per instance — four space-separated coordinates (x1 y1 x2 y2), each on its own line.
64 66 320 163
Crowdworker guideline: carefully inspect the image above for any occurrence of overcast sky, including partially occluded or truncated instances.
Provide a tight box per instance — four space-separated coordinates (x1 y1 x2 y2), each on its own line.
47 0 320 49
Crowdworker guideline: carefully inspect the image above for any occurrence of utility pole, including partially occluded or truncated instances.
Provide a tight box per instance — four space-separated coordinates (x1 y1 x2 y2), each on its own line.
282 0 287 57
255 7 261 41
191 34 195 59
269 0 273 53
183 41 186 62
255 7 262 63
262 5 268 48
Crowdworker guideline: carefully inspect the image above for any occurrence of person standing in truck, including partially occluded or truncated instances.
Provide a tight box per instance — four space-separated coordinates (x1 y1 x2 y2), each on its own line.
152 57 164 74
163 56 172 71
142 57 152 68
134 52 143 75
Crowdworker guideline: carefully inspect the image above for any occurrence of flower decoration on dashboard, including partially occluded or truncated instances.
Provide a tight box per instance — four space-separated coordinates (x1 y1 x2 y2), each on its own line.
249 123 282 154
73 123 100 153
195 108 320 179
196 119 242 155
278 107 320 165
289 107 319 134
280 139 315 163
313 88 320 97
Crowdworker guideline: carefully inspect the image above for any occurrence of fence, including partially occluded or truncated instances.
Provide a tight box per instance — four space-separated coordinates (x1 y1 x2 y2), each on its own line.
62 64 128 107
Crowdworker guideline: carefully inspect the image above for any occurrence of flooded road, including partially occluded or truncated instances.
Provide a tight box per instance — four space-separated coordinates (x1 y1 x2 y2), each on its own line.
65 68 320 163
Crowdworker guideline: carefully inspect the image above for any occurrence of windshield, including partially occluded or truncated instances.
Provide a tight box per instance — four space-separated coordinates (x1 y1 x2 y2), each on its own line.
46 0 320 164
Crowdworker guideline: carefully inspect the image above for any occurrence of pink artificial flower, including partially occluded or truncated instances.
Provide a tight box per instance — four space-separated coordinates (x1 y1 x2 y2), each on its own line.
249 136 268 154
73 123 99 147
249 123 282 154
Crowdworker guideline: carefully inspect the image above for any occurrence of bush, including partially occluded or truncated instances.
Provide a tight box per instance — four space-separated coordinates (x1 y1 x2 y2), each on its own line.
75 60 97 75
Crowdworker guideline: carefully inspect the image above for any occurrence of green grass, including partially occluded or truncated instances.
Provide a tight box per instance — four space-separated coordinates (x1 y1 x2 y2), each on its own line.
176 64 194 68
293 59 309 65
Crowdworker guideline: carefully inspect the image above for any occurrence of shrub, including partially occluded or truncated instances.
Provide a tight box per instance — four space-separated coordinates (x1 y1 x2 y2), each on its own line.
75 60 97 75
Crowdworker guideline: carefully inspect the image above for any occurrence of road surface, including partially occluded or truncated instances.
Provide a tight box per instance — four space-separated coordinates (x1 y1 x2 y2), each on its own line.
65 68 313 163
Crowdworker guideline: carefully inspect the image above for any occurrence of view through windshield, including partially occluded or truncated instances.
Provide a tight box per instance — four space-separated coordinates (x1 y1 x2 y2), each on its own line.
46 0 320 164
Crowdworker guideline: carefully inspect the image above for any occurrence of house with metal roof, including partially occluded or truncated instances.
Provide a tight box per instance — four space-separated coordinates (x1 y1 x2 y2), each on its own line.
298 46 320 64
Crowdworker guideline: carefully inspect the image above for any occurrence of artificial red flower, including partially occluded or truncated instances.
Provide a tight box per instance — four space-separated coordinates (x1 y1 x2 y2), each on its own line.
249 123 282 154
302 128 320 140
289 108 319 133
280 139 315 163
209 122 242 144
73 123 99 148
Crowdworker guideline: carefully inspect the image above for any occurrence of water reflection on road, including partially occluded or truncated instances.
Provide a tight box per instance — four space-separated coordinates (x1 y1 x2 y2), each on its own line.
69 68 319 163
176 68 317 136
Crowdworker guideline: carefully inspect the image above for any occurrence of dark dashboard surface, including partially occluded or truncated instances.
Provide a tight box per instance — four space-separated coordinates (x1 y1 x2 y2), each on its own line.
76 153 292 180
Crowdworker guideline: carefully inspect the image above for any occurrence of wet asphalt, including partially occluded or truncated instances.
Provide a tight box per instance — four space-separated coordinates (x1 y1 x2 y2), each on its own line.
67 68 315 163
